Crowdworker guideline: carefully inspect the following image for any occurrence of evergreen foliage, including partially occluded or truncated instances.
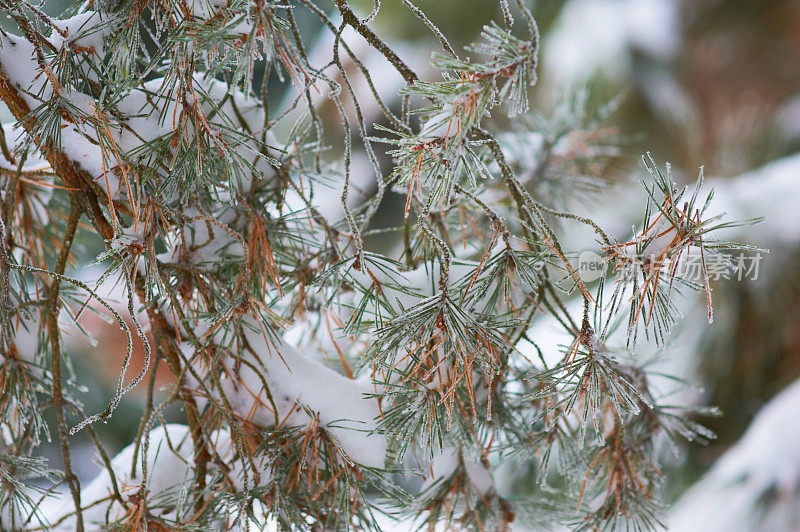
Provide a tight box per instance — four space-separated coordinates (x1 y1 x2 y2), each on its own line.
0 1 754 530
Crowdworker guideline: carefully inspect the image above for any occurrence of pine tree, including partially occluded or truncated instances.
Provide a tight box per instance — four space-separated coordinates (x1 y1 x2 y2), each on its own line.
0 1 757 530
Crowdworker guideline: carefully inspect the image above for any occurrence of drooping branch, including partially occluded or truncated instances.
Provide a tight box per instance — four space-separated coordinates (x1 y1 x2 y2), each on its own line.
44 195 84 532
0 69 114 240
333 0 419 84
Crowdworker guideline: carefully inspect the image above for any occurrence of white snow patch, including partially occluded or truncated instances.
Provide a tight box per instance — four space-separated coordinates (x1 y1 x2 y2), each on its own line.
49 11 112 54
544 0 680 84
669 378 800 532
36 424 194 530
204 315 388 469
